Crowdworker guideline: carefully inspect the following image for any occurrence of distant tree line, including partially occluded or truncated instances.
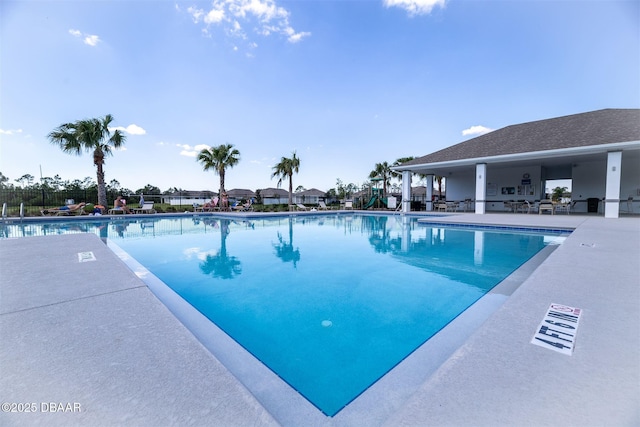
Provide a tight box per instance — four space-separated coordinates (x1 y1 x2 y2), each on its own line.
2 113 435 208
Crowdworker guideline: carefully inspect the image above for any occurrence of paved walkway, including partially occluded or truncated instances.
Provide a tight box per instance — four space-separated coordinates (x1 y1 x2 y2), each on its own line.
1 213 638 426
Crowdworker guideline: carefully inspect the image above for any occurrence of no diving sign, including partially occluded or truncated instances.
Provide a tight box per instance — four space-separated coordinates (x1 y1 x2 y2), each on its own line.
531 303 582 356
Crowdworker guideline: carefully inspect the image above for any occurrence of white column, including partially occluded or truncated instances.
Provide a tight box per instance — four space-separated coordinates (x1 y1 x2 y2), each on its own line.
605 151 622 218
426 175 434 211
475 163 487 214
402 170 412 213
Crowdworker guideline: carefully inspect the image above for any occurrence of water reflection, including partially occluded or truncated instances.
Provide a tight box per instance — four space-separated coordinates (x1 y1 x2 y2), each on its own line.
273 217 300 267
199 218 242 279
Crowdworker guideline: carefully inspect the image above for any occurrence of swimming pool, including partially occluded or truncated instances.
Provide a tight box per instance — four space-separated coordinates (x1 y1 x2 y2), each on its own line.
0 213 567 417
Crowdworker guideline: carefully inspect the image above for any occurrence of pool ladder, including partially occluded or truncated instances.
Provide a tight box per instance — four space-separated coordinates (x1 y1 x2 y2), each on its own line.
1 203 25 219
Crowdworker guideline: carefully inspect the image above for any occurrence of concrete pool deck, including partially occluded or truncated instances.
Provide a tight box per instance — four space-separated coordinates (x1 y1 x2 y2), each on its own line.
1 213 638 426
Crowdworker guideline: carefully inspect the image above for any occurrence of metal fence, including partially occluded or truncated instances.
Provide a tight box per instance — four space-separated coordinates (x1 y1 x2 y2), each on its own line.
0 188 141 217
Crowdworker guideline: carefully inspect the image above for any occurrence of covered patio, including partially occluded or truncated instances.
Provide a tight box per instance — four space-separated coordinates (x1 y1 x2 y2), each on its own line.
395 109 640 218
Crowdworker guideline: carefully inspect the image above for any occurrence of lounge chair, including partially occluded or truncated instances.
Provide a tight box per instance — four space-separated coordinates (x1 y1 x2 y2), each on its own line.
41 202 86 216
344 201 353 210
296 203 308 211
318 201 330 210
539 199 555 215
196 197 219 212
133 202 156 214
233 199 253 212
108 207 127 215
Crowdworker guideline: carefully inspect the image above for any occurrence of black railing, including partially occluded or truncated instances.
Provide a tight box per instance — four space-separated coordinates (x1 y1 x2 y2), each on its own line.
0 188 131 217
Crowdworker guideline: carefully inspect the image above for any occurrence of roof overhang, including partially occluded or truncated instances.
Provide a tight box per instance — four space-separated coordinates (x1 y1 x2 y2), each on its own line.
393 140 640 173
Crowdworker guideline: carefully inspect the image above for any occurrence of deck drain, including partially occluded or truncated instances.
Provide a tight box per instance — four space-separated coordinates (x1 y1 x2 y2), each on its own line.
78 251 96 262
580 243 596 248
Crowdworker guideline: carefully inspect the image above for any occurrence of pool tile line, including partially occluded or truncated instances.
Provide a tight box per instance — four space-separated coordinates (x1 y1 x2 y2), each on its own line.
416 220 574 234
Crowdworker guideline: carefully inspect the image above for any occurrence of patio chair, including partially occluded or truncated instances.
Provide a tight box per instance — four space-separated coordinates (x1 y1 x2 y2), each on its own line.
344 201 354 210
132 202 156 214
517 200 533 214
318 201 330 210
435 202 447 212
296 203 308 211
538 199 555 215
555 201 573 215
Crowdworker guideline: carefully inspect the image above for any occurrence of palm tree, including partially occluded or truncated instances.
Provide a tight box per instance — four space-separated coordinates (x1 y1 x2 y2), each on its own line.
48 114 126 207
272 151 300 207
197 144 241 196
369 161 392 196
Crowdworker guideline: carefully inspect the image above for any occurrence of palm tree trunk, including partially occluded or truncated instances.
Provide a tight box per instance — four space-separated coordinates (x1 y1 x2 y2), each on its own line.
219 170 226 196
96 163 107 207
288 174 293 206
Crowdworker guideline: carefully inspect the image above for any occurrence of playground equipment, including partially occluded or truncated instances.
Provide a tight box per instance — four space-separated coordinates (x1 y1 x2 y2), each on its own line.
363 194 397 210
364 194 383 209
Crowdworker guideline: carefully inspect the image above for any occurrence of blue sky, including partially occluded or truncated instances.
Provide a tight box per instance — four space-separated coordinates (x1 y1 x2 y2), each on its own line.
1 0 638 194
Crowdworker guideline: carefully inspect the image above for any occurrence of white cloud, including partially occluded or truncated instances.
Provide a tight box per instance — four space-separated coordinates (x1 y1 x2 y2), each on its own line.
84 35 100 46
69 28 101 46
184 0 310 50
462 125 494 136
0 128 23 135
205 7 225 24
383 0 446 16
178 144 210 157
110 124 147 135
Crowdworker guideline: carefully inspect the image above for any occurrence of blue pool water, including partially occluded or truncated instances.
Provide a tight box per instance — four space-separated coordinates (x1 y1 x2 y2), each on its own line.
1 214 566 415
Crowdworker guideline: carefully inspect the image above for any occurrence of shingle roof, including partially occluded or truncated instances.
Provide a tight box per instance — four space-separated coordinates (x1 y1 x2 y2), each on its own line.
298 188 326 196
259 187 289 197
401 109 640 166
226 188 255 198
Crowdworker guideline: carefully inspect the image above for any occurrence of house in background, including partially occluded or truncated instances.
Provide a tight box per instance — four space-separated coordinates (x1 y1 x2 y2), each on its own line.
294 188 325 205
227 189 255 204
260 187 290 205
162 190 217 206
394 109 640 218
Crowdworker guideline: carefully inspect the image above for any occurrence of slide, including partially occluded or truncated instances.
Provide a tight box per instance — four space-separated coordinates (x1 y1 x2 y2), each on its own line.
363 195 378 209
364 195 388 209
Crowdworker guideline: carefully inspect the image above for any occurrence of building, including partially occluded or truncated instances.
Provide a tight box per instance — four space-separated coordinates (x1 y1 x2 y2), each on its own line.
259 187 290 205
394 109 640 218
293 188 326 205
161 190 217 206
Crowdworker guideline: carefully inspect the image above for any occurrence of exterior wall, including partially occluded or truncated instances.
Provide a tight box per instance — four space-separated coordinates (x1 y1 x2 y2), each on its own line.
572 160 606 213
444 170 475 201
446 166 543 212
263 196 289 205
621 155 640 200
294 194 321 204
164 197 212 206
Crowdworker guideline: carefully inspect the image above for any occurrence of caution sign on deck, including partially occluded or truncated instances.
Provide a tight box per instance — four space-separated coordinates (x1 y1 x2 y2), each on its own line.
531 303 582 356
